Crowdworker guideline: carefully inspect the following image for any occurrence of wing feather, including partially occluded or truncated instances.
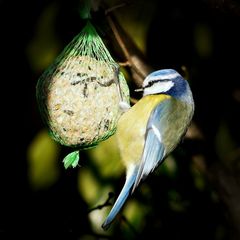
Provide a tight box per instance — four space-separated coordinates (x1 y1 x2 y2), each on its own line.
132 99 172 192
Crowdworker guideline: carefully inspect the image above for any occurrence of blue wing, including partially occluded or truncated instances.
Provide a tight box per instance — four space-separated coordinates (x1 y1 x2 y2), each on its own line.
132 99 172 192
102 99 172 230
102 166 137 230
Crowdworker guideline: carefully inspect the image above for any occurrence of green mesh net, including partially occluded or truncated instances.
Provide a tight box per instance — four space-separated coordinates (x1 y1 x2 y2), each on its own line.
36 21 130 167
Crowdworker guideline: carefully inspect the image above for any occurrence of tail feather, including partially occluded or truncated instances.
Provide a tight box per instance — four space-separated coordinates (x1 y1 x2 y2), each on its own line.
102 167 137 230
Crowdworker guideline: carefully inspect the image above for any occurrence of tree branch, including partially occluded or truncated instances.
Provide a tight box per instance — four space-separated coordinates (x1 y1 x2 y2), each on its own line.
104 7 153 87
88 192 114 213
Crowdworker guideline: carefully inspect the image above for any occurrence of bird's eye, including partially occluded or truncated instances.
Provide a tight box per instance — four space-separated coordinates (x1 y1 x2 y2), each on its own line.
160 79 171 82
145 78 170 88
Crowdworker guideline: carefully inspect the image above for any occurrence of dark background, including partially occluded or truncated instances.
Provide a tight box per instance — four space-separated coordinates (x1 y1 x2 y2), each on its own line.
0 0 240 239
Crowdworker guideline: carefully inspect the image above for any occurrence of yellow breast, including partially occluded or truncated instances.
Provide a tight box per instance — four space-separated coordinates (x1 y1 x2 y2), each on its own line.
116 94 170 167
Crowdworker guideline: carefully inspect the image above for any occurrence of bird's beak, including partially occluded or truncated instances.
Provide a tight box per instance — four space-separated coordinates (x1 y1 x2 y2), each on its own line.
134 88 143 92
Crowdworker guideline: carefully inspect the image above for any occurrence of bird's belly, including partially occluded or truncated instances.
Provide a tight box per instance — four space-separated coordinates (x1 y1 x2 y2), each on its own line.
116 95 170 166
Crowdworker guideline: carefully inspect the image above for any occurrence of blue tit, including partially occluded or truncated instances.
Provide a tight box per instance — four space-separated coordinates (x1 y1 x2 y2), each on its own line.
102 69 194 230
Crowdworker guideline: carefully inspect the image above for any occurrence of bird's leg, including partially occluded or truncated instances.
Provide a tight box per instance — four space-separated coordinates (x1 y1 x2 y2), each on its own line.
113 66 131 112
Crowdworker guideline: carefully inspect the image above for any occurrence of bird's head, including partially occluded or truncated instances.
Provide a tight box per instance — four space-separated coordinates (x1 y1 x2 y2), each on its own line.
140 69 188 98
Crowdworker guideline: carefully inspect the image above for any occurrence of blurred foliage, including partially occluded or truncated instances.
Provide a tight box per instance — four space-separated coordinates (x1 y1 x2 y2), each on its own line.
215 121 237 164
193 23 213 59
112 0 156 53
87 134 124 178
27 129 60 190
27 2 61 72
0 0 240 239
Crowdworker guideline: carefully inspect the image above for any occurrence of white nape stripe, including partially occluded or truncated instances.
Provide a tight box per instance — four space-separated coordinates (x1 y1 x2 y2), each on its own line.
151 125 162 143
143 81 174 96
143 72 180 87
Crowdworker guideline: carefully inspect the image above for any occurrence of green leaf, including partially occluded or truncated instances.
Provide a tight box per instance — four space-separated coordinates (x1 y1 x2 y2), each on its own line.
63 151 80 169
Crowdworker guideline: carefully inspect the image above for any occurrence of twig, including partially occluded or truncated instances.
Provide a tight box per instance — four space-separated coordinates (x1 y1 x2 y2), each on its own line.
87 192 114 213
105 2 130 15
118 61 131 67
105 10 151 83
106 17 131 66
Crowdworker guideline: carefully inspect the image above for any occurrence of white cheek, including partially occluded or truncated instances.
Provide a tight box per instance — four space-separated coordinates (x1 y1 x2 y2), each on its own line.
143 81 174 96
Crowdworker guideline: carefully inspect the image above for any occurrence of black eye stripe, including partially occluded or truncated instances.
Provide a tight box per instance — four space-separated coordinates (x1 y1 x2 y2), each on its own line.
144 79 170 88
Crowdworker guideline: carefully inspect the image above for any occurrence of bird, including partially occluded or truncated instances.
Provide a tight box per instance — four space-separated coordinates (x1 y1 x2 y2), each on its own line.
102 69 194 230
